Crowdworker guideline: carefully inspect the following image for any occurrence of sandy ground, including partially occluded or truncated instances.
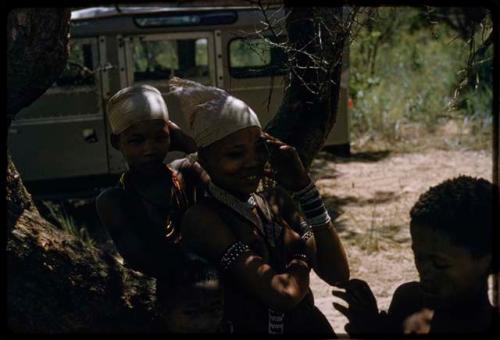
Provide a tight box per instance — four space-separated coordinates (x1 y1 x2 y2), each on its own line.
307 148 493 336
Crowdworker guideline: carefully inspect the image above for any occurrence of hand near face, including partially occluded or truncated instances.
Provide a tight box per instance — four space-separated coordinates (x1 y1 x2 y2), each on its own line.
332 278 381 335
168 120 197 154
261 132 310 191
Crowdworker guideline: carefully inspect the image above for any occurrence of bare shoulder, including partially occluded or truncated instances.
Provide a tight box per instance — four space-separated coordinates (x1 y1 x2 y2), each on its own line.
182 201 227 236
388 281 424 316
95 187 132 228
181 201 236 260
392 281 422 300
96 187 127 212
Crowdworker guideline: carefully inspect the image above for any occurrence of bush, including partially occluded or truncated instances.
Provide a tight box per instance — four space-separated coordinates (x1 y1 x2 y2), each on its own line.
348 7 492 149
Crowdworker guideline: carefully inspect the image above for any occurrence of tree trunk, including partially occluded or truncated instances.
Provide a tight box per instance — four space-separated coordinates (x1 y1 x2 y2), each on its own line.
7 8 158 332
264 5 348 169
7 9 69 127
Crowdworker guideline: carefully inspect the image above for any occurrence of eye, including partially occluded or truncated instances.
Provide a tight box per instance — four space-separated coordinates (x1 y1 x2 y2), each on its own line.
154 133 169 141
127 137 144 145
432 259 450 269
225 151 244 159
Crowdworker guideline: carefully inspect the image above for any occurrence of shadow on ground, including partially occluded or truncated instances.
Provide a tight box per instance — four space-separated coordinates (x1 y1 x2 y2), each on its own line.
318 149 392 163
321 190 401 234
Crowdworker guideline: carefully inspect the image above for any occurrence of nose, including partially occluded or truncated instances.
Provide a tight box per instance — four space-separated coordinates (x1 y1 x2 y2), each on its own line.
143 139 159 155
245 145 266 168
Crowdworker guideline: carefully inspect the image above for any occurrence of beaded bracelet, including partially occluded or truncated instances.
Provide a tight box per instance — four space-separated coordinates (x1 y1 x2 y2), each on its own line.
287 253 311 269
219 241 251 271
292 181 331 227
301 230 314 242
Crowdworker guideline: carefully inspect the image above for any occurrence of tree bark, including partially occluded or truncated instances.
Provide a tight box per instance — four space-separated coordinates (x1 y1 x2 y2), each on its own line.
7 8 158 332
264 5 348 169
7 8 70 127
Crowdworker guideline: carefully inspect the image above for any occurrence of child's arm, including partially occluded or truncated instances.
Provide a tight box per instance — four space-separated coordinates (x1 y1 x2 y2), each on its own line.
261 185 349 286
181 203 311 313
167 120 197 154
262 133 350 286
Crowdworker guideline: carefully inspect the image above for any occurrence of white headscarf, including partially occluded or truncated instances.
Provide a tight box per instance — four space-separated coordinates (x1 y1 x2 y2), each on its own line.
167 77 261 148
107 84 169 135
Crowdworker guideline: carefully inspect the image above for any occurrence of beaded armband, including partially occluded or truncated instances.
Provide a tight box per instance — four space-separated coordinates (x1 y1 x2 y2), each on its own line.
219 241 251 271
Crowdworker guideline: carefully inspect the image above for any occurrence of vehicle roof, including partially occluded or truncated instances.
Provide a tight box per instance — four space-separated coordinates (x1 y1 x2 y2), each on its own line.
71 5 272 21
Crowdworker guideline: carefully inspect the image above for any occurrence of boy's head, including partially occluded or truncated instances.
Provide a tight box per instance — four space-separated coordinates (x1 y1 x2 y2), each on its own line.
107 85 170 174
409 176 495 304
158 252 224 333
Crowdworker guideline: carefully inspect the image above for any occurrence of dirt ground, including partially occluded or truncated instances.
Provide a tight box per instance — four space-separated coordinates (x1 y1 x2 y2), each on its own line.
307 147 493 336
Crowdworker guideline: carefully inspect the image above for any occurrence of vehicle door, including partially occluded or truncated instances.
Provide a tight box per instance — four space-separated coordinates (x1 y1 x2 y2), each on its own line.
8 37 108 181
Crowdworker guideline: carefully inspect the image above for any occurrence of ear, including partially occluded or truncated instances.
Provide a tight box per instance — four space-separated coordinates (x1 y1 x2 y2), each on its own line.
110 133 120 150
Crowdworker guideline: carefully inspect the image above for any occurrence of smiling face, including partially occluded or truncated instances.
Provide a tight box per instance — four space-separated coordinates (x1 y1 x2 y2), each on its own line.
198 126 268 199
410 223 491 307
112 119 170 175
163 281 224 333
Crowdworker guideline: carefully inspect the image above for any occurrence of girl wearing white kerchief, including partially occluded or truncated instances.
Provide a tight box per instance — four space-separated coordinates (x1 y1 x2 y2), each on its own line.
96 84 215 332
170 77 349 335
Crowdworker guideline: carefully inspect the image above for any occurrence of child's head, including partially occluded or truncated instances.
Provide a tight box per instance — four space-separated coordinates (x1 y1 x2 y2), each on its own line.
167 77 264 197
409 176 495 304
158 252 224 333
107 85 170 174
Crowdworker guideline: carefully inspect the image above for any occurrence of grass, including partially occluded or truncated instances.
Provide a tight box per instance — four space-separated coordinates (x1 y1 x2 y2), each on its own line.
348 7 493 153
44 201 96 248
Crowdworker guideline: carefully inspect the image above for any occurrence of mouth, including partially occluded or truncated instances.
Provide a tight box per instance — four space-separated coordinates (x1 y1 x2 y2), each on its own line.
135 159 165 173
420 282 440 298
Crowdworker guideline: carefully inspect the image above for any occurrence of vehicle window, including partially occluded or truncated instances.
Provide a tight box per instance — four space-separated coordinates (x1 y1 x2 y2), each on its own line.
133 38 209 82
229 37 287 78
134 11 237 28
55 40 96 87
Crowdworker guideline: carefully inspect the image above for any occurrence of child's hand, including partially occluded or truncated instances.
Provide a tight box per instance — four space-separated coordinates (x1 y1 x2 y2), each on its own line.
332 278 381 335
168 120 197 154
403 308 433 334
261 132 310 192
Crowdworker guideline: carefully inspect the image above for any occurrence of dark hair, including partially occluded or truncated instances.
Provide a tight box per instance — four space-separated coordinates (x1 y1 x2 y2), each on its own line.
157 251 221 307
410 176 496 258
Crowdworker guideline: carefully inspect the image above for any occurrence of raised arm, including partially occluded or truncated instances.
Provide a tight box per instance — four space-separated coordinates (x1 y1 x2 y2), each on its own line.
181 204 311 312
262 133 349 286
167 120 197 154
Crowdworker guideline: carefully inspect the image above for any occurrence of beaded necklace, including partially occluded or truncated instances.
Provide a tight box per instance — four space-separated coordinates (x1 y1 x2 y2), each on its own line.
207 182 264 234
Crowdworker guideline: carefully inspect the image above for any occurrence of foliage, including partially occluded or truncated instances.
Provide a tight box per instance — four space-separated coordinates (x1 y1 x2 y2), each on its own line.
348 7 493 149
44 201 96 248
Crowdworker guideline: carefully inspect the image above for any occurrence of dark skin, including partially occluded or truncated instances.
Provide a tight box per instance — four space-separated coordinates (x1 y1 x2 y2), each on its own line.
161 281 224 333
332 224 493 335
96 118 206 276
181 126 349 312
